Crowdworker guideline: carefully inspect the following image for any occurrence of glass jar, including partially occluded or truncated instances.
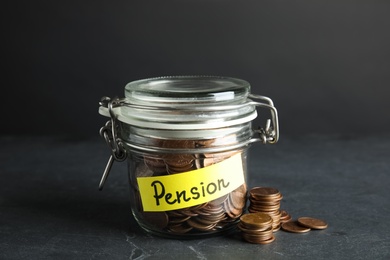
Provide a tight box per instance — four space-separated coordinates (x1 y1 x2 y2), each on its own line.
98 76 279 238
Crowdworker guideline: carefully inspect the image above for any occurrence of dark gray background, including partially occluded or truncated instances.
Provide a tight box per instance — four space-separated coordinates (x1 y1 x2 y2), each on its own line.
2 0 390 138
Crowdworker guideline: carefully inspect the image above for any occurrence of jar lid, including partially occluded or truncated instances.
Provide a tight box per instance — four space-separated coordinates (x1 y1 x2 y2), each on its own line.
99 76 258 130
125 76 250 107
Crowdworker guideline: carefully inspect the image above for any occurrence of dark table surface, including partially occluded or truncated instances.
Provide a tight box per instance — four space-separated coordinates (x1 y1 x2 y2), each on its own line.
1 134 389 260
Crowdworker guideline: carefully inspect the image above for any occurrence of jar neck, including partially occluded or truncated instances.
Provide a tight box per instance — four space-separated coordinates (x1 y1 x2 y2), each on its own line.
119 122 254 154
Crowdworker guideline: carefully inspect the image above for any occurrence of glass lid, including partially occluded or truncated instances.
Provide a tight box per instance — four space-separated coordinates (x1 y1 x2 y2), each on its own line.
124 76 251 107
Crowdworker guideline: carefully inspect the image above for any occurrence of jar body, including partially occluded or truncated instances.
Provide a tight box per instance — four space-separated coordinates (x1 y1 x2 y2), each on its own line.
121 122 251 238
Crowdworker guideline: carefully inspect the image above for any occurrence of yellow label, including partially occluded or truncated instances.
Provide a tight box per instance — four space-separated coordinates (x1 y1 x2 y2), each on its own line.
137 153 245 212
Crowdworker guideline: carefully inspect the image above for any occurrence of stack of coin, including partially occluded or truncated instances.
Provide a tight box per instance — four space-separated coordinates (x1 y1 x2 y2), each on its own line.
238 212 275 244
248 187 283 231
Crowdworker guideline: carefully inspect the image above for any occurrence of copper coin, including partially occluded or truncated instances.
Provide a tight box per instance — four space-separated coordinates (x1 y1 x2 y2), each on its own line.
162 139 195 149
141 211 169 229
167 223 193 233
224 197 243 219
249 204 281 212
198 213 227 223
250 187 281 198
191 216 217 226
242 234 276 244
199 204 224 214
257 235 276 244
177 208 199 217
237 222 271 233
298 217 328 230
230 191 247 210
195 139 215 148
225 206 243 219
272 224 281 232
208 194 228 207
240 213 273 228
242 231 273 241
186 218 217 231
280 210 292 223
281 221 311 233
192 202 208 209
165 156 194 167
166 210 187 217
199 208 226 219
250 193 283 202
250 199 281 206
143 157 166 168
267 210 282 217
168 215 191 224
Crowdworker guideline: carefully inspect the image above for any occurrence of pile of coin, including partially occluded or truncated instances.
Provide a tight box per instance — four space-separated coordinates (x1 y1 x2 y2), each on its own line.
238 212 275 244
248 187 284 231
238 187 328 244
133 138 247 235
281 217 328 233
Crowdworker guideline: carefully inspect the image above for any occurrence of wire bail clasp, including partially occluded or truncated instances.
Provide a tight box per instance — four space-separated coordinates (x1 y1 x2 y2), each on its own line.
98 97 127 190
248 94 279 144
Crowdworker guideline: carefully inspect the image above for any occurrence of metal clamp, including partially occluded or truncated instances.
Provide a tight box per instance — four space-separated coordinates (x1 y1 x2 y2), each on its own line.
248 94 279 144
98 97 127 190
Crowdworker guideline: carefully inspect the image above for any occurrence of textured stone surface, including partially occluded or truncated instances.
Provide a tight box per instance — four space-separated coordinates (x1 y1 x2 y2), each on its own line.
1 134 389 259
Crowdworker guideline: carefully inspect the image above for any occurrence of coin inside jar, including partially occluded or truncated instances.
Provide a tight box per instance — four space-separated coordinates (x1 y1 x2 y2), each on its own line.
141 211 169 229
135 149 247 235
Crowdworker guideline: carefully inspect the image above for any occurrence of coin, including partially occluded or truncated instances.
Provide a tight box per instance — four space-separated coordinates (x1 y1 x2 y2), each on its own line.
224 196 243 219
143 157 166 168
242 233 275 244
281 221 311 233
167 223 193 233
240 212 273 229
141 211 169 229
250 187 281 199
187 218 217 231
230 190 247 210
257 235 276 244
249 204 281 212
237 222 271 233
135 164 155 177
280 210 292 223
168 215 191 224
242 231 273 241
208 194 228 207
297 217 328 230
272 225 281 232
162 139 195 149
195 139 215 148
